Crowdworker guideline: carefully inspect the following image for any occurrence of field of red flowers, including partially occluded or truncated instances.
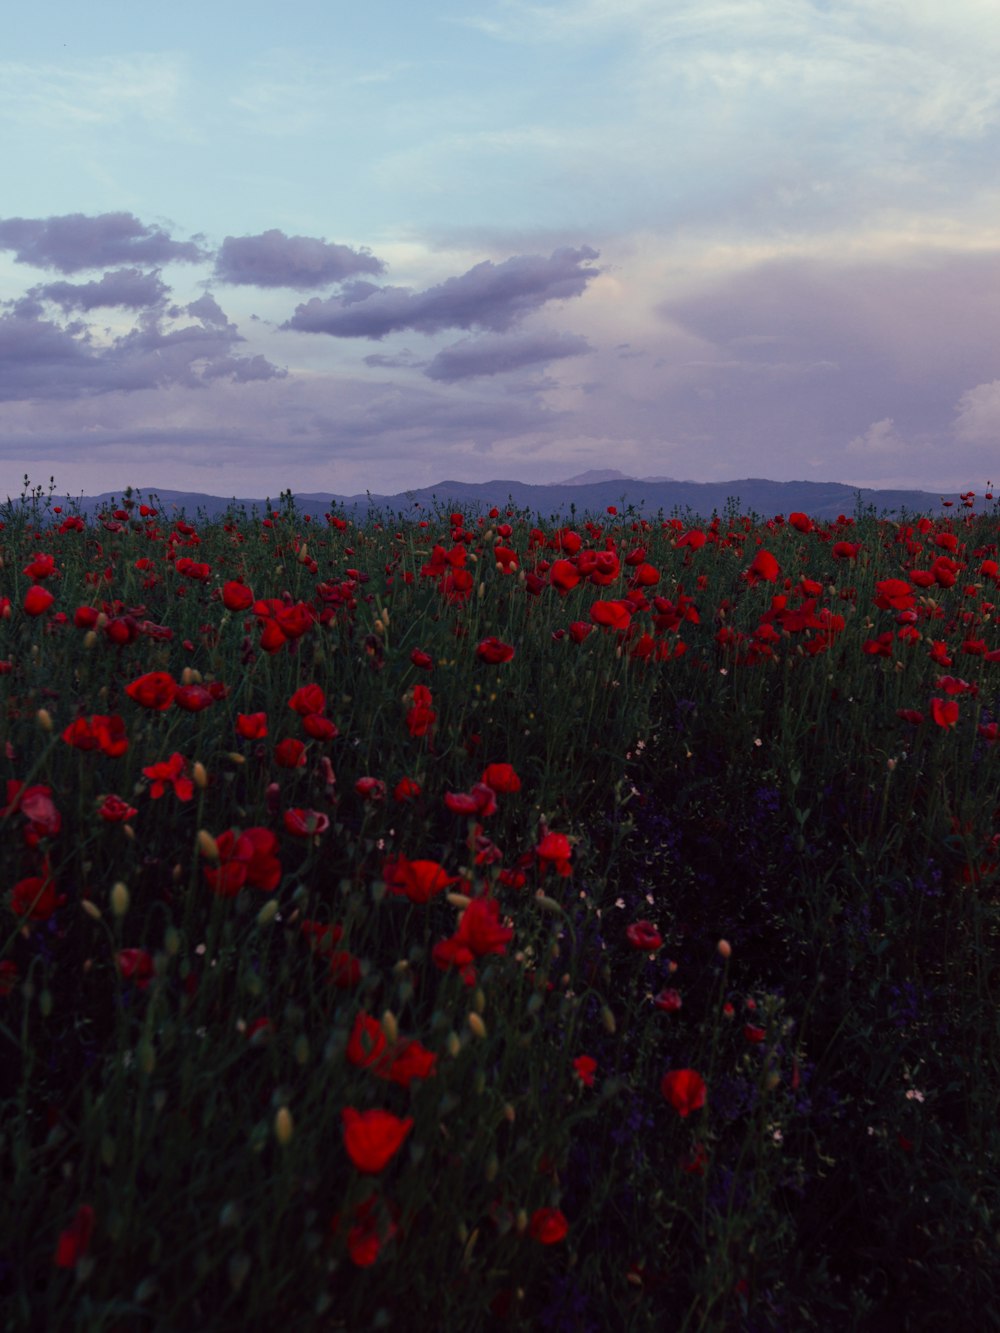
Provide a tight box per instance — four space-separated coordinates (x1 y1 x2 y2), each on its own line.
2 483 999 1330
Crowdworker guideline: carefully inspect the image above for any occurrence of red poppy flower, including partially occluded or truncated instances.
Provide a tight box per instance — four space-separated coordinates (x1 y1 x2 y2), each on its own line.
117 948 154 990
654 987 682 1013
374 1039 437 1086
454 896 514 957
289 684 326 716
406 684 437 738
337 1194 400 1267
2 783 61 845
236 712 269 740
626 920 663 952
832 541 862 560
342 1107 413 1174
98 793 137 823
125 671 178 711
222 581 254 611
476 637 515 664
573 1055 597 1087
536 831 573 876
393 777 422 802
661 1068 707 1118
930 697 959 729
274 738 307 768
590 600 632 630
346 1012 388 1069
142 753 194 801
747 551 779 584
302 713 338 740
481 762 521 794
568 620 593 645
23 553 56 581
385 855 459 904
410 648 435 670
445 783 497 817
24 586 55 616
11 873 63 921
549 560 581 594
53 1204 96 1269
174 685 215 713
874 579 915 611
204 827 282 896
62 714 130 757
355 777 386 802
283 807 330 838
528 1208 569 1244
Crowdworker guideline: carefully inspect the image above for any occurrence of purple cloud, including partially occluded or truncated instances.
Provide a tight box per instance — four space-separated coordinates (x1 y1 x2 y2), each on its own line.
0 213 209 273
0 299 283 402
30 268 169 313
214 229 386 290
424 330 592 381
283 246 601 339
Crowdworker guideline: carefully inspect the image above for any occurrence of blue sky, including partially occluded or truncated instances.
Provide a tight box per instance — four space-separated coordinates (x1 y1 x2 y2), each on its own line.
1 0 999 499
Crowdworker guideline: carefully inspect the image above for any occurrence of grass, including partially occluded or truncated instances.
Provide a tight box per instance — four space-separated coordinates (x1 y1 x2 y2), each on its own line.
1 480 999 1330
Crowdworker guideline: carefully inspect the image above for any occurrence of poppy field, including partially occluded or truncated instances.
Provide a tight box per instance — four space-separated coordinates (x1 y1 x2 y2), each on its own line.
2 480 999 1330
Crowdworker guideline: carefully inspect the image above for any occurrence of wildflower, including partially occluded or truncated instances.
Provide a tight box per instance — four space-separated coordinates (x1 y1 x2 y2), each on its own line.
481 762 521 794
406 684 436 738
117 948 154 990
98 794 137 822
445 783 497 817
536 831 573 877
236 712 268 740
930 697 959 729
661 1069 707 1118
355 777 386 802
222 581 254 611
289 684 326 716
11 872 64 921
384 855 459 904
125 671 178 711
23 586 55 616
274 738 307 768
476 637 515 664
528 1208 569 1244
53 1205 96 1269
203 827 282 896
393 777 422 802
282 808 330 838
654 988 682 1013
590 600 632 630
342 1107 413 1174
626 920 663 952
454 896 514 957
573 1055 597 1087
346 1012 388 1069
142 753 195 801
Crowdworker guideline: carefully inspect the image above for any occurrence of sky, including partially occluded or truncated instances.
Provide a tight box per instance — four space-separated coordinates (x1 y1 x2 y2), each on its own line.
1 0 999 500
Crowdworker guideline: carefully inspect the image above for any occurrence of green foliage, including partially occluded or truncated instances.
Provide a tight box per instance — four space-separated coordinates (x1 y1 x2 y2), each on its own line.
1 492 999 1329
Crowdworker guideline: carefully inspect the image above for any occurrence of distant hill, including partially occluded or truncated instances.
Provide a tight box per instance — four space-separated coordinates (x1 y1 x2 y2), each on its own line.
7 478 985 524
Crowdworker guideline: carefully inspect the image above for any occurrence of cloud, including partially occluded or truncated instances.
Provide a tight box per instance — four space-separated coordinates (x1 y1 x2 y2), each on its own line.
29 268 169 313
846 417 908 456
283 245 601 339
424 329 592 381
214 229 385 290
0 212 208 274
954 379 1000 443
0 298 284 403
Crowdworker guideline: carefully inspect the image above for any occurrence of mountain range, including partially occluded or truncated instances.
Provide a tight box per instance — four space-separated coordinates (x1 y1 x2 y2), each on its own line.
7 470 984 524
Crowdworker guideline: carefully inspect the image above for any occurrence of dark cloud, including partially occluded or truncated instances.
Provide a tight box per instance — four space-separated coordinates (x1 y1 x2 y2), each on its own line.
0 212 209 274
0 298 284 403
283 246 601 339
424 330 592 381
214 229 385 290
31 268 169 312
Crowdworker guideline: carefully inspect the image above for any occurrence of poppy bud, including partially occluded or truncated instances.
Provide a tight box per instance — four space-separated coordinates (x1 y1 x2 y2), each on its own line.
257 900 280 927
601 1006 616 1034
82 899 102 921
83 630 97 650
193 762 208 789
467 1012 487 1039
36 708 53 732
110 882 130 917
197 829 219 862
717 939 732 959
446 1031 461 1057
381 1009 399 1044
473 988 486 1014
274 1106 293 1145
